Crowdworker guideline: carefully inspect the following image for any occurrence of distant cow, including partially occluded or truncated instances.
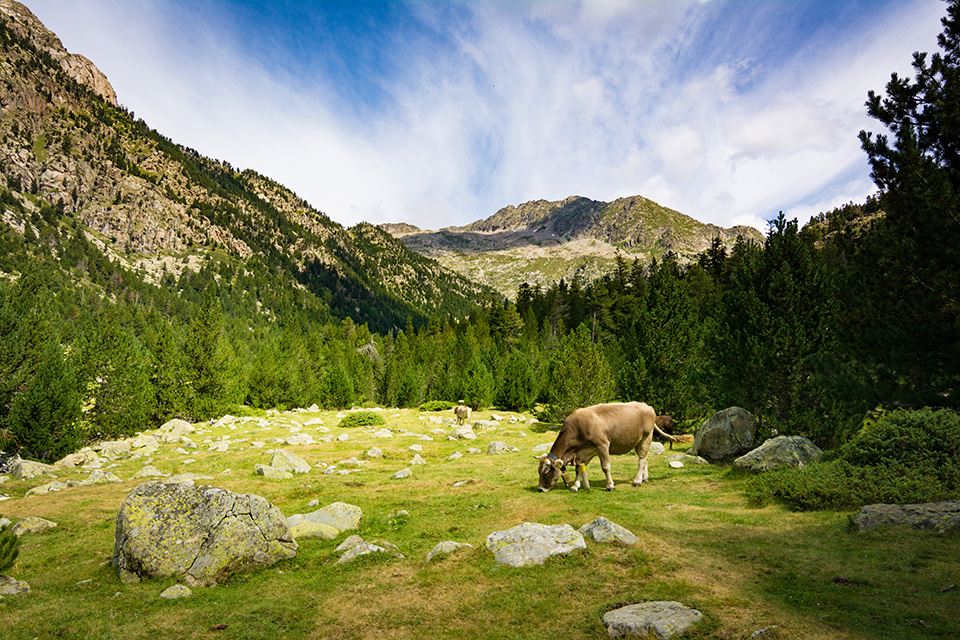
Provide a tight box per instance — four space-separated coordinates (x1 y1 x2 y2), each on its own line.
454 405 472 425
654 415 677 449
536 402 678 492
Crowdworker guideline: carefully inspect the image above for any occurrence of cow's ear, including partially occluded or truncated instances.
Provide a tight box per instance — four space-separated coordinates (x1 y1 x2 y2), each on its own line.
552 458 564 470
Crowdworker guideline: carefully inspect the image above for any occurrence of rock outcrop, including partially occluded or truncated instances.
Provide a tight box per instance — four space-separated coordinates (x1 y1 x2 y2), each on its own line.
733 435 823 473
689 407 757 462
854 501 960 533
112 481 297 587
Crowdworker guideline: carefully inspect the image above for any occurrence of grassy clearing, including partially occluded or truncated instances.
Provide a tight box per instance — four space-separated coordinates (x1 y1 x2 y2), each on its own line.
1 407 957 639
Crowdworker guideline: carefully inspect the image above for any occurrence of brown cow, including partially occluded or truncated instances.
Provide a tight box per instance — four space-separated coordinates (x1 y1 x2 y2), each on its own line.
454 405 472 425
536 402 678 492
654 415 677 449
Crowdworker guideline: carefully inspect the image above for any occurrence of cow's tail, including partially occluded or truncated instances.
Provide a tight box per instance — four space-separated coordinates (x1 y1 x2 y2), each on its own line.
653 423 680 444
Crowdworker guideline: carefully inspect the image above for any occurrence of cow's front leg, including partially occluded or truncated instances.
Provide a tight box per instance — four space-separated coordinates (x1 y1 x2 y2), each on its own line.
632 457 649 486
597 453 615 491
579 463 591 491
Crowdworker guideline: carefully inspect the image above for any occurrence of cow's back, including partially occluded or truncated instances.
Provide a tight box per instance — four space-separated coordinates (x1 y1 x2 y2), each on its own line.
566 402 655 454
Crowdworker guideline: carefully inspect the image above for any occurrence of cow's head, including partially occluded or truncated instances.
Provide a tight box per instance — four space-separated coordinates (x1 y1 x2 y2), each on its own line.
536 454 565 492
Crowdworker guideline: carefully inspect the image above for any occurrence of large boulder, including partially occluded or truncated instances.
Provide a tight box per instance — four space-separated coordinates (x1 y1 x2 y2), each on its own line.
112 481 297 587
485 522 586 567
854 501 960 533
689 407 757 462
733 436 823 473
603 601 703 639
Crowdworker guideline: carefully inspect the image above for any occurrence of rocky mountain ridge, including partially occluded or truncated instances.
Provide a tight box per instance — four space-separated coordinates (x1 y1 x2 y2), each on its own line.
384 195 762 298
0 1 490 331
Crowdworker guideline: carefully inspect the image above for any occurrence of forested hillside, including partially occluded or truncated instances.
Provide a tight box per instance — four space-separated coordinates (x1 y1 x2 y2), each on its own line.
1 0 958 465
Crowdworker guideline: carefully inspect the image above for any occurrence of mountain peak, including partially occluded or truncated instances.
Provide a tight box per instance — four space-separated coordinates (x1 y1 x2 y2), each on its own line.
0 0 117 105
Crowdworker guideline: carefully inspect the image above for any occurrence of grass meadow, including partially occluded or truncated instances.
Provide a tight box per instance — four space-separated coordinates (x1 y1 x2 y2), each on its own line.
0 407 957 640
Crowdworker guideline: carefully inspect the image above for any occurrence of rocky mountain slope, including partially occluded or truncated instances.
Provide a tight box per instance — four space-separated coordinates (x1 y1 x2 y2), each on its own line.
0 0 490 332
383 195 763 298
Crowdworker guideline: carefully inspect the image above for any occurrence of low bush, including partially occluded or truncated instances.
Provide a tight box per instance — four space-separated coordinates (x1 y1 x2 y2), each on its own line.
337 411 386 428
745 408 960 510
418 401 454 412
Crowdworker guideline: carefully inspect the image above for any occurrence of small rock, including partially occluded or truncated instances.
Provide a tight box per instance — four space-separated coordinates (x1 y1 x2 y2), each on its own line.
254 464 294 479
446 451 463 461
603 601 704 639
411 454 427 465
371 429 393 438
393 469 412 479
0 575 30 595
366 447 385 458
426 541 474 562
579 517 639 545
486 441 519 455
159 584 193 599
669 461 684 469
11 516 58 537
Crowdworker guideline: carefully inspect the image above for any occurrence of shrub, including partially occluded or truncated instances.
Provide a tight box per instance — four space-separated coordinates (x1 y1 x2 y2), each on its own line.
338 411 386 429
419 401 454 412
745 408 960 510
0 518 19 573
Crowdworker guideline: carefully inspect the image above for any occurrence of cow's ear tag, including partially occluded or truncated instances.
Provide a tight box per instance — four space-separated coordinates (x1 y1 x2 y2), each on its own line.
552 459 564 470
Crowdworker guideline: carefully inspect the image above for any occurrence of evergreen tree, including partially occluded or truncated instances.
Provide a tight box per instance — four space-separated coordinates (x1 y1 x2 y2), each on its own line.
151 321 190 421
543 323 614 422
496 349 537 411
854 0 960 407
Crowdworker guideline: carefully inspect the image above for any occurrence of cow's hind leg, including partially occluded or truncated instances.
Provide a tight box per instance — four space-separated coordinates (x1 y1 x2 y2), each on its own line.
633 437 652 486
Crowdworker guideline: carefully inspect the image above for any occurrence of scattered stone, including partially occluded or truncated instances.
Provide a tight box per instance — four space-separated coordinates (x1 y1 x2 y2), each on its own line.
733 435 824 473
667 453 709 466
304 418 324 426
285 433 314 446
98 440 133 460
486 441 519 455
650 442 666 455
269 450 311 474
467 447 482 454
112 481 297 587
689 406 757 462
25 480 70 496
366 447 385 458
579 517 639 545
532 443 552 453
446 451 463 461
450 425 476 440
409 444 423 452
371 429 393 438
411 454 427 465
337 434 350 442
85 469 122 484
854 501 960 533
165 473 213 484
287 502 362 536
255 464 294 479
55 449 98 469
426 540 474 562
603 601 704 639
130 434 160 450
669 461 684 469
393 468 412 479
133 465 168 478
334 536 403 564
287 519 339 540
0 575 30 595
473 420 498 430
11 516 58 537
485 522 586 567
159 584 193 599
10 456 57 480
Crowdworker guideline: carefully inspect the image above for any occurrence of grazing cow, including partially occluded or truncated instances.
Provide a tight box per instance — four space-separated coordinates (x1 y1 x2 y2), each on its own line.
654 415 677 449
536 402 678 492
454 405 472 425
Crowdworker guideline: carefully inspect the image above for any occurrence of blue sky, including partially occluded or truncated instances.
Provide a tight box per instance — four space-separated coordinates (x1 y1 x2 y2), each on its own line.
28 0 945 231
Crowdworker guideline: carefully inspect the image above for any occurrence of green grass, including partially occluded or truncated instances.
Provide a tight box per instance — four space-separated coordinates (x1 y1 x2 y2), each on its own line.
1 408 957 639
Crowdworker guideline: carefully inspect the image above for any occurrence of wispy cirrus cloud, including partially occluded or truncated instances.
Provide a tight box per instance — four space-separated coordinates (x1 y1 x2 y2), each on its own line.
29 0 945 232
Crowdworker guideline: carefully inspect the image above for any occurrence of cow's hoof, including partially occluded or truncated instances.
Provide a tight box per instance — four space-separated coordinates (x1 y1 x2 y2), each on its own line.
568 486 579 493
605 486 616 491
538 487 549 493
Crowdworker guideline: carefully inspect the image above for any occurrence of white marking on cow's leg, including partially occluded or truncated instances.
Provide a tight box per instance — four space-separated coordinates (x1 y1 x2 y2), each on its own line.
632 458 649 486
570 467 581 492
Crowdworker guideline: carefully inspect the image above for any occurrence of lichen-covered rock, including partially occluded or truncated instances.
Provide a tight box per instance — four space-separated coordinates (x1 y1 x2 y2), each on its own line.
286 502 361 540
270 450 311 474
689 407 757 462
10 456 57 480
25 480 70 496
159 584 193 599
579 517 639 545
98 440 132 460
603 601 703 639
112 481 297 587
486 441 519 454
85 469 122 484
485 522 586 567
11 516 58 536
854 501 960 533
254 464 293 479
426 540 474 562
733 435 823 473
450 425 476 440
0 575 30 595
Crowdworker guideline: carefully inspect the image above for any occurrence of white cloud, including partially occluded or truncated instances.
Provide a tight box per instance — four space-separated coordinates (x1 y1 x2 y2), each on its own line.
26 0 948 233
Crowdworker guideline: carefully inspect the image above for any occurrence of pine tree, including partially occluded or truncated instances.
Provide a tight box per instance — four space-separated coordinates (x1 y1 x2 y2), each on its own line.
854 0 960 407
543 324 614 422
